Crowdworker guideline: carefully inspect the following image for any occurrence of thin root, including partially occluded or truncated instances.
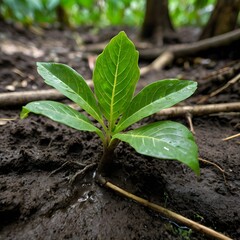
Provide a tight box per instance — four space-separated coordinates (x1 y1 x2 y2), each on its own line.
186 112 195 134
69 163 97 184
222 133 240 141
199 157 227 184
49 160 87 177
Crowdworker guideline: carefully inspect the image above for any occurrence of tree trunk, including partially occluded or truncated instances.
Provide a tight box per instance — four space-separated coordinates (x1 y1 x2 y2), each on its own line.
200 0 240 39
56 4 71 29
141 0 177 46
0 0 4 23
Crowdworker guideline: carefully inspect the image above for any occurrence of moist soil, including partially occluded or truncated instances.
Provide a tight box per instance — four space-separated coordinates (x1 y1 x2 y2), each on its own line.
0 23 240 239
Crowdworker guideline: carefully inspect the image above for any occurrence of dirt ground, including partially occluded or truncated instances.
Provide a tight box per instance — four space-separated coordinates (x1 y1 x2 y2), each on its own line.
0 23 240 239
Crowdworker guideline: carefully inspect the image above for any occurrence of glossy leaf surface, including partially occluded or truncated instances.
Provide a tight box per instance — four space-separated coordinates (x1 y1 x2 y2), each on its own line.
113 121 199 174
37 62 102 123
115 80 197 132
21 100 104 140
93 31 140 127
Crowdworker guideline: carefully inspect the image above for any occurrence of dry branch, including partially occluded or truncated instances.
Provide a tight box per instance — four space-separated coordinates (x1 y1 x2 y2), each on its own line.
1 86 240 119
0 89 64 107
222 133 240 141
157 102 240 117
0 80 93 107
68 102 240 118
198 73 240 104
140 51 174 75
140 28 240 60
140 29 240 75
78 29 240 64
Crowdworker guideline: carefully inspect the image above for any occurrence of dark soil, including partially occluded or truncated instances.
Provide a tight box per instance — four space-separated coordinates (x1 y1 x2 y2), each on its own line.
0 23 240 239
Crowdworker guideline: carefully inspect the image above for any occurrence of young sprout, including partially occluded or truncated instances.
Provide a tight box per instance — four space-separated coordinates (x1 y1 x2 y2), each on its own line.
21 31 199 178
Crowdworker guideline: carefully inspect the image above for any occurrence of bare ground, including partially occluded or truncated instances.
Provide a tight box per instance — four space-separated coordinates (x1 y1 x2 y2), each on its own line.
0 23 239 239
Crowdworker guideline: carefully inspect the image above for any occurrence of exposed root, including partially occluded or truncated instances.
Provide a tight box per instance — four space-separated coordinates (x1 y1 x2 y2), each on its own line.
98 177 232 240
199 157 225 173
222 133 240 141
69 163 97 184
49 160 92 177
186 112 195 134
49 160 97 184
80 29 240 63
139 29 240 74
199 157 227 184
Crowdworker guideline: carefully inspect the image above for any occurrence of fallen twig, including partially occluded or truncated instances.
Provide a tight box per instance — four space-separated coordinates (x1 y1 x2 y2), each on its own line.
198 74 240 104
1 89 239 120
222 133 240 141
97 176 232 240
157 102 240 117
140 51 174 75
0 117 17 125
0 80 93 107
0 89 64 107
68 102 240 118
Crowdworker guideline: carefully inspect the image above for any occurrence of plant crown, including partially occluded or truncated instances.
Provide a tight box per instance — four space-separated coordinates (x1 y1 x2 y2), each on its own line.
21 31 199 175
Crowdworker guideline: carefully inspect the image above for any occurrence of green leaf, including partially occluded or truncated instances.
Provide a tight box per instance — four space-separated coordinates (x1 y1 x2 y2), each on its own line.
115 80 197 132
93 31 140 128
37 62 102 123
113 121 199 175
20 100 104 140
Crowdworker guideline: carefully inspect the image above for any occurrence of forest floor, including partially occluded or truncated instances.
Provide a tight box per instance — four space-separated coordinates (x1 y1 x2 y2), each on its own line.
0 23 240 240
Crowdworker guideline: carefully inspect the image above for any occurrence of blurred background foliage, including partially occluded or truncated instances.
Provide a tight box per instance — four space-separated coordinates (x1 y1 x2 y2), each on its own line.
0 0 217 27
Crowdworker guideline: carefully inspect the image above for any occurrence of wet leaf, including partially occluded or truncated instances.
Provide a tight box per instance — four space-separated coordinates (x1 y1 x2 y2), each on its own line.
37 62 102 123
113 121 199 175
21 100 104 140
115 80 197 132
93 31 140 128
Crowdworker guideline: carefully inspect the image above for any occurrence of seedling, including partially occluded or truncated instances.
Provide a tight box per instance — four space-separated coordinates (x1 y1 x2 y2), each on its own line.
21 31 199 178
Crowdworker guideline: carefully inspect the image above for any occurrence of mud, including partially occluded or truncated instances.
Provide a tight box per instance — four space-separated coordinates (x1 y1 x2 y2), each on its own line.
0 23 240 239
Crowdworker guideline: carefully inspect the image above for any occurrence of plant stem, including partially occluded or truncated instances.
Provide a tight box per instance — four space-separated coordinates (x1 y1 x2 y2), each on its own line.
97 138 119 176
